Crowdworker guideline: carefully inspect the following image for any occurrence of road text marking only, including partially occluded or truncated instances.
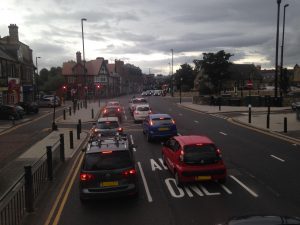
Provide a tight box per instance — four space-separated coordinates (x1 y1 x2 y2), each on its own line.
137 162 153 202
270 155 285 162
230 175 258 198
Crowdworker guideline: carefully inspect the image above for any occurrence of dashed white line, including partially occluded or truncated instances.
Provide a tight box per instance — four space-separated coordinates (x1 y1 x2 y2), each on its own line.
194 120 199 123
220 184 232 194
137 162 153 202
219 132 227 136
230 175 259 198
270 155 285 162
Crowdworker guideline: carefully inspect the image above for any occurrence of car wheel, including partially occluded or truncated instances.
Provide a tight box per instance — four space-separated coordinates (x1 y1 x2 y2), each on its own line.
174 172 182 187
146 133 152 142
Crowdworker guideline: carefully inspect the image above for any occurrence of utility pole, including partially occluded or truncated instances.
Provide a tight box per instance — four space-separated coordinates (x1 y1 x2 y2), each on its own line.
171 49 174 97
274 0 281 99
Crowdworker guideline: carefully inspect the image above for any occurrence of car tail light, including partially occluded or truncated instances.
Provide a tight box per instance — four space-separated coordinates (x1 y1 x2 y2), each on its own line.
216 149 222 158
171 119 176 124
102 150 113 154
179 150 184 162
118 127 123 132
123 169 136 176
103 109 107 113
150 120 153 126
134 111 139 114
149 110 152 114
117 108 120 112
80 173 95 181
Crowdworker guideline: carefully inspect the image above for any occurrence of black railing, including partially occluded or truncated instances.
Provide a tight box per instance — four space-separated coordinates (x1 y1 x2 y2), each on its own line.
0 138 62 225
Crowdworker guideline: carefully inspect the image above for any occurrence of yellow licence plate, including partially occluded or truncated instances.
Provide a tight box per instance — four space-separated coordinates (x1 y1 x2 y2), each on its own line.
159 127 169 131
195 176 211 181
100 181 119 187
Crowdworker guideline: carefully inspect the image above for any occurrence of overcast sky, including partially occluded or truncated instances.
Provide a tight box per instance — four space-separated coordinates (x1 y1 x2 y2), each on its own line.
1 0 299 75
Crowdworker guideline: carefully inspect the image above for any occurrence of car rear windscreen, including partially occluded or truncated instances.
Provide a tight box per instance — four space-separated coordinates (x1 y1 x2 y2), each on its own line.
84 151 132 170
183 144 219 164
137 106 150 111
152 118 172 125
96 121 119 129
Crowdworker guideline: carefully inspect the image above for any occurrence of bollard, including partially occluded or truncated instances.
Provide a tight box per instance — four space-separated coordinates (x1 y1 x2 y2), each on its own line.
248 105 252 123
267 114 270 129
267 105 270 115
73 104 76 114
60 134 65 162
92 108 94 119
78 119 82 133
218 98 221 111
284 117 287 133
24 165 34 213
46 146 53 181
63 109 66 120
77 124 80 140
69 106 72 116
81 102 83 109
69 130 74 149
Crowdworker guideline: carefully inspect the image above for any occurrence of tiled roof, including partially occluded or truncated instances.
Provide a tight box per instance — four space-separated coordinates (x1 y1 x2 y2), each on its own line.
86 58 103 75
107 64 115 75
62 61 76 75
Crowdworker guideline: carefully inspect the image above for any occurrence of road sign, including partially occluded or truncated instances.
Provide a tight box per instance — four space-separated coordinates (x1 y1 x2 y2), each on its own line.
247 80 253 89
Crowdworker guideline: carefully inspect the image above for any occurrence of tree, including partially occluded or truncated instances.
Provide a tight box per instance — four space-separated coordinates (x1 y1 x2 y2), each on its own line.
38 67 65 94
174 63 195 91
201 50 233 94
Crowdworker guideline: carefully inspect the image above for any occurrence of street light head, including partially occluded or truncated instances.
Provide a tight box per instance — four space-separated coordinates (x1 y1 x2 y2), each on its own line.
284 3 289 8
81 18 87 21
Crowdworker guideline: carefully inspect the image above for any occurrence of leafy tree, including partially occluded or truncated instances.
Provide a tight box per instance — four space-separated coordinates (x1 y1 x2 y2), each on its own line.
38 67 65 93
174 63 195 91
201 50 233 94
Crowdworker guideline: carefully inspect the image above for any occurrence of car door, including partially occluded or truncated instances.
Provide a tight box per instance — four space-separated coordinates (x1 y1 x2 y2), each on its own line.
142 116 150 134
164 138 178 171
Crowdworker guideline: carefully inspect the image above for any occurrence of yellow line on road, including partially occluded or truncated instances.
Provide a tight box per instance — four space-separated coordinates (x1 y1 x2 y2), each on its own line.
44 152 84 225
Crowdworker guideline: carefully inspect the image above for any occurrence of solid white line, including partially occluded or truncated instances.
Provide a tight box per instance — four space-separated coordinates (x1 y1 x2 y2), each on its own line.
270 155 285 162
194 120 199 123
220 184 232 194
219 132 227 136
130 134 134 144
137 162 153 202
230 175 259 198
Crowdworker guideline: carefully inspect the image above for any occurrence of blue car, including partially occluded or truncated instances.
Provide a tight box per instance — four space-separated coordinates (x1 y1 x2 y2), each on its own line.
142 114 177 142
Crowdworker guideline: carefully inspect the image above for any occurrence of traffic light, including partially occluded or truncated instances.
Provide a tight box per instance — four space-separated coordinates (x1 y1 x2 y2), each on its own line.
62 85 67 90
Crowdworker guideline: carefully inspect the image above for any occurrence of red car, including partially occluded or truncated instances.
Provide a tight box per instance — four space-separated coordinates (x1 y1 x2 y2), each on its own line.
162 135 227 186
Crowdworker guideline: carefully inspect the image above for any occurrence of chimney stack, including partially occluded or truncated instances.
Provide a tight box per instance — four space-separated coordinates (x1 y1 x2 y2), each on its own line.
8 24 19 43
76 51 82 63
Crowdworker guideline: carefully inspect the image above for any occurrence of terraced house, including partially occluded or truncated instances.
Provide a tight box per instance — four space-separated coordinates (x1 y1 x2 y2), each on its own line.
0 24 35 105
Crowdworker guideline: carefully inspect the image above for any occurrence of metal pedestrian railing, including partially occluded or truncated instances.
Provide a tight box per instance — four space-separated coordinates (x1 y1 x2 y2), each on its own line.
0 136 64 225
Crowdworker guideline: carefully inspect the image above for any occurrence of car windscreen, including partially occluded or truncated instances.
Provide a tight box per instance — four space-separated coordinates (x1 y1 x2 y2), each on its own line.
133 99 147 104
84 151 132 170
152 118 172 125
137 106 150 111
183 144 218 164
96 121 119 129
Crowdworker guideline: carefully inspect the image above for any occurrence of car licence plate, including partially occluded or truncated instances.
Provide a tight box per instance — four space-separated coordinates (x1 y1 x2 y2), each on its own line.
158 127 169 131
100 181 119 187
195 176 211 181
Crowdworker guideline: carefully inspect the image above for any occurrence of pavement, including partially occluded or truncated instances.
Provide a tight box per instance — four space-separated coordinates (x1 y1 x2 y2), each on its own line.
0 98 299 199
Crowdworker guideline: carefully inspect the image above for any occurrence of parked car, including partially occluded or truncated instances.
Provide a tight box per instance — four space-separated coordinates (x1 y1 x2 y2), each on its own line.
15 106 25 118
0 104 23 120
106 101 122 109
291 101 300 111
38 98 56 108
133 104 151 123
153 90 162 96
162 135 227 187
102 106 123 122
16 101 39 114
79 134 138 201
90 117 123 138
142 113 177 142
41 95 61 106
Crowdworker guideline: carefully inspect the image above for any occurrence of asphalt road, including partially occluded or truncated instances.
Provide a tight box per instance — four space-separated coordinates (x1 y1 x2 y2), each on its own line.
35 95 300 225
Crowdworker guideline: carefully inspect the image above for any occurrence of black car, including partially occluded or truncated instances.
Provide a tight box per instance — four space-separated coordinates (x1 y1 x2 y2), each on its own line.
79 134 138 202
102 106 122 122
0 104 22 120
16 101 39 114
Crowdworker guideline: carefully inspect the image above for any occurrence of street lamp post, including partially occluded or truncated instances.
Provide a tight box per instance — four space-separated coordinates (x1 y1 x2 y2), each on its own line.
274 0 282 99
280 3 289 97
171 49 174 97
35 56 41 101
180 77 183 104
81 18 87 108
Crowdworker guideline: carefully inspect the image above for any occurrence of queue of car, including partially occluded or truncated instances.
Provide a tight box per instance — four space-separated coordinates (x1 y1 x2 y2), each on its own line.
79 96 228 203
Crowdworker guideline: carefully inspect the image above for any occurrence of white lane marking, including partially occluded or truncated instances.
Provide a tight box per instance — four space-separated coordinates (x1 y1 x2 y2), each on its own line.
194 120 199 123
220 184 232 194
137 162 153 202
125 115 127 120
130 134 134 144
219 132 227 136
270 155 285 162
230 175 259 198
158 158 168 170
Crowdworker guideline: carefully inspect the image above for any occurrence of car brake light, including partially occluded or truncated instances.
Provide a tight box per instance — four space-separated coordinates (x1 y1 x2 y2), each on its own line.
150 120 153 126
123 169 136 176
179 150 184 162
117 108 120 112
171 119 176 124
216 149 222 157
118 127 123 132
102 150 113 154
103 109 107 113
80 173 95 181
